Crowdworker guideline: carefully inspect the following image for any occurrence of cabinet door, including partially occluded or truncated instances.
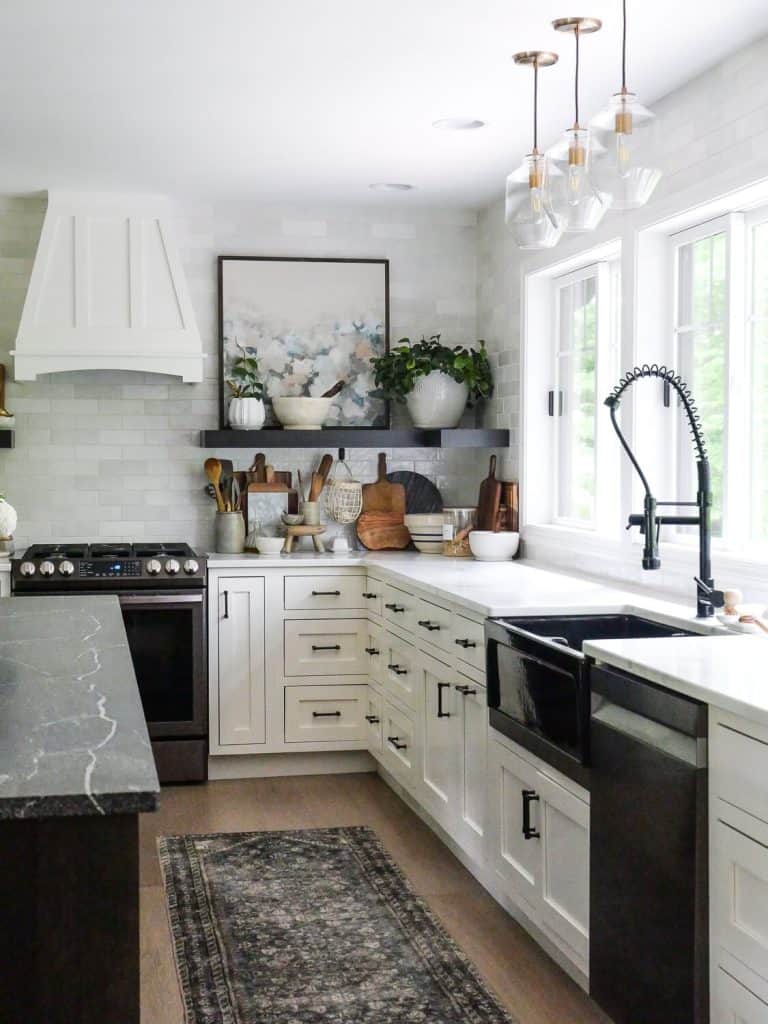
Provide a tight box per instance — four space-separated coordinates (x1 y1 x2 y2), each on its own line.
487 737 540 915
421 665 460 827
365 686 384 755
713 967 768 1023
381 699 417 792
536 769 590 965
217 577 266 746
366 623 384 686
456 678 487 861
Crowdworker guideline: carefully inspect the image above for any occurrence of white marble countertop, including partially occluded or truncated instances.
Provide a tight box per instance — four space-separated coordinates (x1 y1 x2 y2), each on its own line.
207 548 768 722
584 635 768 723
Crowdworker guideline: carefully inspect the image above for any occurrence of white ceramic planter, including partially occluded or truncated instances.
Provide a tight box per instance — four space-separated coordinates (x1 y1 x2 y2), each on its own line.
405 371 469 428
0 498 17 540
228 397 266 430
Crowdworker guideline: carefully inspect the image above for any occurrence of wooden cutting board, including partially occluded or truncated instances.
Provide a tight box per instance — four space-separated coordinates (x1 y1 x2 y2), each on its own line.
361 453 406 515
356 511 411 550
476 455 502 531
386 471 442 514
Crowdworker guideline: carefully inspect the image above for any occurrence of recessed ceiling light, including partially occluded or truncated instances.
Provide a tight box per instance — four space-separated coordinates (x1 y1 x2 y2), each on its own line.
368 183 415 192
432 118 486 131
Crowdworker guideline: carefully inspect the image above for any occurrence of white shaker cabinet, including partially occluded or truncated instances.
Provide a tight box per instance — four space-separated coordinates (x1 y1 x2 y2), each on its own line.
420 654 460 830
454 676 487 863
487 732 589 972
214 576 266 747
712 968 768 1023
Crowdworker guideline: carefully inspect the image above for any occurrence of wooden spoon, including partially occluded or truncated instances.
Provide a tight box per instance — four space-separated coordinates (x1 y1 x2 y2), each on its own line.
204 457 225 512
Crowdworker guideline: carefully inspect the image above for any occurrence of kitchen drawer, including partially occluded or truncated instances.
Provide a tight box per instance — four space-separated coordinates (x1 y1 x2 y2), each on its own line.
414 596 453 654
284 575 366 611
284 619 368 676
366 622 385 685
365 685 384 754
454 614 486 673
381 699 417 783
713 966 768 1023
361 578 383 618
284 684 367 743
712 802 768 984
382 633 418 709
382 583 417 633
712 713 768 824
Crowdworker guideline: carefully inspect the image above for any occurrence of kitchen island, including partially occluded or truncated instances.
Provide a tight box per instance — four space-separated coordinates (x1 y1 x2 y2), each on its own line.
0 595 159 1024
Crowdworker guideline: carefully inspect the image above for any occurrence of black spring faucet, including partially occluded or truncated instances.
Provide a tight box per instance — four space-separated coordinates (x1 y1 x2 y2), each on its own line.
604 365 724 618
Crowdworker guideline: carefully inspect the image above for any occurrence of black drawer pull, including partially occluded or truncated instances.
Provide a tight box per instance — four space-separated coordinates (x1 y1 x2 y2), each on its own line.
387 664 408 675
362 592 378 599
522 789 540 840
418 620 441 631
387 736 408 751
223 590 229 619
365 714 380 724
385 602 405 613
312 590 341 596
437 682 451 718
455 638 477 649
312 644 341 652
365 647 380 656
455 684 477 696
312 710 342 718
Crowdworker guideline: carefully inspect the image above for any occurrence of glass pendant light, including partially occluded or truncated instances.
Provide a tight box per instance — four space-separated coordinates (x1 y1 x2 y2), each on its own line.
550 17 611 233
505 51 563 251
590 0 661 209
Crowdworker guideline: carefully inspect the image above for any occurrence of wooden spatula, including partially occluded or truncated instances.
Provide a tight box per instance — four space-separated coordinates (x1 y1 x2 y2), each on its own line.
204 457 225 512
476 455 502 532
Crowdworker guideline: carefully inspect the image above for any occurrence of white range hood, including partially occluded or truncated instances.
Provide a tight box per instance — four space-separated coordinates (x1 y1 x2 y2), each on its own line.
12 191 205 382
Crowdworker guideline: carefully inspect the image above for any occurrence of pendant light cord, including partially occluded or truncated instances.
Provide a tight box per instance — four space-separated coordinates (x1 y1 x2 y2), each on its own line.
574 27 581 126
621 0 628 91
533 60 539 151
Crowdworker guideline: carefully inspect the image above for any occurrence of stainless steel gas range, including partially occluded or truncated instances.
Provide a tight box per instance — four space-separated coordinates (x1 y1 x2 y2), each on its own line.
12 542 208 783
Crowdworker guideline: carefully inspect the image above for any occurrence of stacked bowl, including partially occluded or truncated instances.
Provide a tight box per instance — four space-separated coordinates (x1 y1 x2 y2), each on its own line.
404 514 444 554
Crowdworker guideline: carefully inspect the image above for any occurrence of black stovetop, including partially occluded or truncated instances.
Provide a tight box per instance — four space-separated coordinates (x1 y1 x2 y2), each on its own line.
20 542 197 560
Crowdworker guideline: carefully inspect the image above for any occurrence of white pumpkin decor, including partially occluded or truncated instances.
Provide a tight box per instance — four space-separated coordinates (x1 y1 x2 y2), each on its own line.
228 396 266 430
0 495 17 540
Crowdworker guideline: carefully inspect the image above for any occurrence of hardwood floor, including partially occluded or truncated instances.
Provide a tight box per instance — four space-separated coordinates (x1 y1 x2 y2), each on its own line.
139 771 608 1024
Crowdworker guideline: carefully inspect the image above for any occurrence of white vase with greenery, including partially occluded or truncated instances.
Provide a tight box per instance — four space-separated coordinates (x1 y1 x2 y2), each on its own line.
226 344 266 430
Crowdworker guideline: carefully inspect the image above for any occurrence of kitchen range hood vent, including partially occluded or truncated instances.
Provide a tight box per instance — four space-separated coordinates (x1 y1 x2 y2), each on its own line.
12 191 204 381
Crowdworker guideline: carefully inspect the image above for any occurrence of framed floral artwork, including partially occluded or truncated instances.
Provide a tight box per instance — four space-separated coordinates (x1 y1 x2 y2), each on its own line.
218 256 390 429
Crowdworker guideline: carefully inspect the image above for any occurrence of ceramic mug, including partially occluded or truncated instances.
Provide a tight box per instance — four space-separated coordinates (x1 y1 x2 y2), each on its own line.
300 501 320 526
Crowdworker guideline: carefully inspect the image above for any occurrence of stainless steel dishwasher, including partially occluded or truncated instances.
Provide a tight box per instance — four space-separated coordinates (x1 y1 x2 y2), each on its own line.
589 663 709 1024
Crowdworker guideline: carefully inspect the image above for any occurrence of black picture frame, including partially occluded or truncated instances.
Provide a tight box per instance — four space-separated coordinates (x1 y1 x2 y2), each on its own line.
217 255 390 431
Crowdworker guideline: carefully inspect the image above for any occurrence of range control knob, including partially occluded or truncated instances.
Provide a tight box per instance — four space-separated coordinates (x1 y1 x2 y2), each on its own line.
58 560 75 577
19 561 36 577
164 559 180 576
146 559 162 576
183 559 199 576
39 560 55 577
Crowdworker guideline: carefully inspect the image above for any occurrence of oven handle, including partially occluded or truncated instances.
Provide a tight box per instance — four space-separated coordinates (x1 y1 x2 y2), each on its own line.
118 593 204 605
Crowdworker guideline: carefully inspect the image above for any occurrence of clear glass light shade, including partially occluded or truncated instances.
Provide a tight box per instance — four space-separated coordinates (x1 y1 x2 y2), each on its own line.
590 92 662 209
505 155 563 250
549 128 611 233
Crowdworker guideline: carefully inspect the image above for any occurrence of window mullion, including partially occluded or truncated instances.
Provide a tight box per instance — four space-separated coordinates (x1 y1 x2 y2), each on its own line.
724 212 747 548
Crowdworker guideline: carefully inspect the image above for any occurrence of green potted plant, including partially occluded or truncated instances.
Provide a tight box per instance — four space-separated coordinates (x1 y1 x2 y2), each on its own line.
371 335 493 428
226 342 266 430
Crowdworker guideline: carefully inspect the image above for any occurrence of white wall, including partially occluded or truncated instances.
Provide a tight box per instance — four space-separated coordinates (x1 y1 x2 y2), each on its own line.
0 198 488 550
477 32 768 605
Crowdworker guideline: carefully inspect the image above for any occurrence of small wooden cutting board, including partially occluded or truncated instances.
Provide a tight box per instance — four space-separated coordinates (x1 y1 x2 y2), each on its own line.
361 453 406 516
476 454 502 531
356 511 411 551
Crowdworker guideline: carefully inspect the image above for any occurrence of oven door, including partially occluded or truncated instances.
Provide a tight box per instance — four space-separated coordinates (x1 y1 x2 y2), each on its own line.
486 620 590 786
118 592 207 740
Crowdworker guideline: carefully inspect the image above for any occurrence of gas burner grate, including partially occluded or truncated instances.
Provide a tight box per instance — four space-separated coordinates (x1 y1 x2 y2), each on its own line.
90 545 133 558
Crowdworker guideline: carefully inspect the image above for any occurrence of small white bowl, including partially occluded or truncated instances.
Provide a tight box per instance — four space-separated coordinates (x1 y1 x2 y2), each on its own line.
254 536 285 554
412 540 444 554
468 531 520 561
272 396 334 430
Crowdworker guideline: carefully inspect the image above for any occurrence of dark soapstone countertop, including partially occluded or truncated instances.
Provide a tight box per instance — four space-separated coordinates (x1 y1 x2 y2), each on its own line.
0 596 159 819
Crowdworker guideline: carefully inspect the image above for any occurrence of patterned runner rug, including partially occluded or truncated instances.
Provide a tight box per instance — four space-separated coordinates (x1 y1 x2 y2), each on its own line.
159 826 517 1023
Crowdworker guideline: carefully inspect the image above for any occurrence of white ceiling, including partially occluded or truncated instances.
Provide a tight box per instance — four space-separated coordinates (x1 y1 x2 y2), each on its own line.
1 0 767 208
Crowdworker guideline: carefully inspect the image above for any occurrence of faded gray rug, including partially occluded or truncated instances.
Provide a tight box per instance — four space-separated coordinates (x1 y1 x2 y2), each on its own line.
159 826 516 1024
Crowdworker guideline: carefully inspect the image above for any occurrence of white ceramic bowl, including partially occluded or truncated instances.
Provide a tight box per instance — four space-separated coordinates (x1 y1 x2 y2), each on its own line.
412 540 444 554
254 536 286 554
468 531 519 561
272 396 334 430
404 513 444 529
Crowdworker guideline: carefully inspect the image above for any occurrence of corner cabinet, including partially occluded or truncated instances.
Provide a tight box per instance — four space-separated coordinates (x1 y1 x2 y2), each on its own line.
206 563 589 984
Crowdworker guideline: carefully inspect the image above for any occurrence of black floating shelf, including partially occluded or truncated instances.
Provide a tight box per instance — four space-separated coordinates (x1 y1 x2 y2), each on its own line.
199 427 509 450
0 431 14 449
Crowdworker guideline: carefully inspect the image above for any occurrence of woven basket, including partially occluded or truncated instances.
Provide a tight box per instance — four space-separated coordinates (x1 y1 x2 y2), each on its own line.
324 459 363 524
